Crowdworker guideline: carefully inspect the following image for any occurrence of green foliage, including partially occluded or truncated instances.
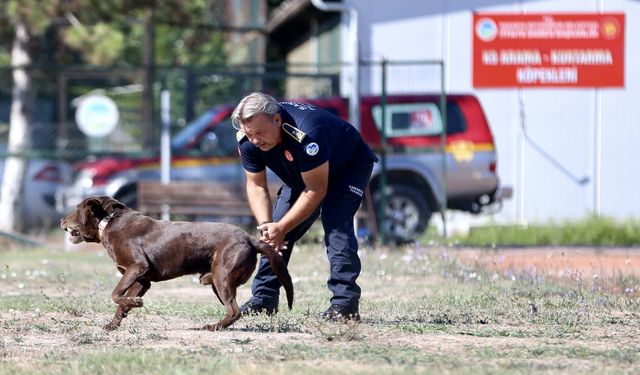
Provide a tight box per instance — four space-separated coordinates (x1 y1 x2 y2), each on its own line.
63 22 125 65
154 23 227 67
430 216 640 247
0 0 230 67
5 0 59 35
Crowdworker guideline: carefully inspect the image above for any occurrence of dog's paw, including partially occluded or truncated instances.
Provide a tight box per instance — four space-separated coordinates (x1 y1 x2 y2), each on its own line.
103 322 120 331
202 323 222 331
129 297 144 307
116 296 144 308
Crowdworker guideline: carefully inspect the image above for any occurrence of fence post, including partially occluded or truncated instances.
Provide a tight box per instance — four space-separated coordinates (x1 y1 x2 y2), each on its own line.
160 89 171 221
377 59 388 244
439 61 448 238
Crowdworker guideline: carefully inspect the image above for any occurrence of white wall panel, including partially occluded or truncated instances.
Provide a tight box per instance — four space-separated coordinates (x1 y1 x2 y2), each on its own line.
347 0 640 223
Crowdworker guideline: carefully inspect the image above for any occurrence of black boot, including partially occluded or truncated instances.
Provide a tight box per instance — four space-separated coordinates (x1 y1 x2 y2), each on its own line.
320 304 360 322
239 300 278 316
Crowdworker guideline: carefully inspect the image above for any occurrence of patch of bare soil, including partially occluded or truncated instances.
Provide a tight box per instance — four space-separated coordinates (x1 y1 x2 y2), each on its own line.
3 308 638 373
0 310 312 363
455 247 640 279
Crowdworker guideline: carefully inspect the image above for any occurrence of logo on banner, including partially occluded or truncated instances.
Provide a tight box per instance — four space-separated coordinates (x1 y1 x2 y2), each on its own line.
475 17 498 42
601 17 620 39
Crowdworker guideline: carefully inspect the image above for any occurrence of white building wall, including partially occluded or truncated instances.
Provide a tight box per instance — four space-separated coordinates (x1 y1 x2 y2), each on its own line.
346 0 640 224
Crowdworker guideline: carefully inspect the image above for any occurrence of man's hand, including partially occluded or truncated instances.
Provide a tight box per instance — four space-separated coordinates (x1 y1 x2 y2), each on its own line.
257 221 288 255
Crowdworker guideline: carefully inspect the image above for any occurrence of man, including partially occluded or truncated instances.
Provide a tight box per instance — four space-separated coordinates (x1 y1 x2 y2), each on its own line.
232 92 377 321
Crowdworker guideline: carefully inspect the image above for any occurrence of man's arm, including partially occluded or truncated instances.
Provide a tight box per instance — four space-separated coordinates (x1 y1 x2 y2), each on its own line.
279 161 328 232
259 162 328 247
245 169 272 225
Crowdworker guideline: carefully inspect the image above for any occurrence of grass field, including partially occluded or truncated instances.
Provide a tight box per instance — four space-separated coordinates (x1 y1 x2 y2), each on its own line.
1 234 639 374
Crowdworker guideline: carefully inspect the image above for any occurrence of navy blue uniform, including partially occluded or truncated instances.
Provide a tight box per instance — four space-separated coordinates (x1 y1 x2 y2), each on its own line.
238 102 377 311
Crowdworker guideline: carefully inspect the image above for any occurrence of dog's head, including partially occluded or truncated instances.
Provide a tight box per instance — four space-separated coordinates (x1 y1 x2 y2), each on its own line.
61 196 126 244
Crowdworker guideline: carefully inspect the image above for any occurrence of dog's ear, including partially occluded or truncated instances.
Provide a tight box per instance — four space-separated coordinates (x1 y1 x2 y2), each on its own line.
86 198 109 220
99 196 126 214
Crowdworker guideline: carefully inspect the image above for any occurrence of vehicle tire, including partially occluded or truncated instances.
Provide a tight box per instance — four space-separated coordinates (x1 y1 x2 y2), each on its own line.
372 183 431 243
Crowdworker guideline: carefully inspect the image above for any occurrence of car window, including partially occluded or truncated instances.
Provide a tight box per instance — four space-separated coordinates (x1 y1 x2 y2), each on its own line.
445 103 467 135
372 103 443 137
207 119 238 157
372 102 467 137
171 108 219 151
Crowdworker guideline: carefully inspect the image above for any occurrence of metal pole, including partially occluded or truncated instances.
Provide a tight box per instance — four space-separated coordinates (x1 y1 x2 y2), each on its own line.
518 0 528 227
160 89 171 221
594 0 604 216
594 89 602 216
439 62 448 238
142 2 156 148
378 59 388 244
518 90 527 226
310 0 360 130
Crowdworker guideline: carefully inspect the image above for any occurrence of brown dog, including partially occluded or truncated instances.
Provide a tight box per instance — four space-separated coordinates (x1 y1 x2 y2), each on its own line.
60 196 293 331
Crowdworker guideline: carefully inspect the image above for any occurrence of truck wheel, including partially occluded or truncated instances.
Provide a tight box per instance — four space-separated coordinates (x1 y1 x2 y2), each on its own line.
373 184 431 243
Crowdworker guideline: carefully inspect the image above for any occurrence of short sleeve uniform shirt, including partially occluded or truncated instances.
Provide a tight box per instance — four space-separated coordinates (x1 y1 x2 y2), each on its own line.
238 102 377 193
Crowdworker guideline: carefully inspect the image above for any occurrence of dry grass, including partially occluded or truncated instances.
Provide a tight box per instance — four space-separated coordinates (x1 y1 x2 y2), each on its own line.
1 236 639 374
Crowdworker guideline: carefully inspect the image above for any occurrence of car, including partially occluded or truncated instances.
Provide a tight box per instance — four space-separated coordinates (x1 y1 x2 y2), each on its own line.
0 147 72 229
55 105 246 213
56 94 509 241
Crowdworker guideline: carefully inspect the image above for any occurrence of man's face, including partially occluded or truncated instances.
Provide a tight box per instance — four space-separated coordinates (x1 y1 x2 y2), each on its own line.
241 113 282 151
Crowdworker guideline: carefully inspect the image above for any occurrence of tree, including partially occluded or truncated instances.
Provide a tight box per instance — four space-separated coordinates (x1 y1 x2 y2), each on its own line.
0 1 57 233
0 0 231 233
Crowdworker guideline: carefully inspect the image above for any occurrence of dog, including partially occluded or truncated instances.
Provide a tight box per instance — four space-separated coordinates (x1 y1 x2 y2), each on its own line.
60 196 293 331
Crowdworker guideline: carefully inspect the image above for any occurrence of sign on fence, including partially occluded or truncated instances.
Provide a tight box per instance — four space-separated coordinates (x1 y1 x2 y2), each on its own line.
472 13 625 88
75 94 120 137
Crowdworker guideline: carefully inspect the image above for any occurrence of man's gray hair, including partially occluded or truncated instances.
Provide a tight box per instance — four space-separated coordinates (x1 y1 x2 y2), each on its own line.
231 92 280 129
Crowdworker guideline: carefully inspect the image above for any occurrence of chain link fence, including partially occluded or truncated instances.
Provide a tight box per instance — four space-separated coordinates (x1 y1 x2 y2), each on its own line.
1 61 447 238
0 61 444 162
0 64 343 161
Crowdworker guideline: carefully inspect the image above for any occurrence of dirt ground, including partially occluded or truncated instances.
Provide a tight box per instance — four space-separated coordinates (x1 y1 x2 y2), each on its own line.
2 245 639 372
455 246 640 279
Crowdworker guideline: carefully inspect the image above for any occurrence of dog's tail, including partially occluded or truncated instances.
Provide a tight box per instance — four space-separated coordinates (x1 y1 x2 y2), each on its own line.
251 238 294 310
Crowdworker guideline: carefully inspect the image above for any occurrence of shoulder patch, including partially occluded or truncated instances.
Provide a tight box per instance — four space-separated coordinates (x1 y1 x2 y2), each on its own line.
236 130 246 142
282 123 306 143
305 142 320 156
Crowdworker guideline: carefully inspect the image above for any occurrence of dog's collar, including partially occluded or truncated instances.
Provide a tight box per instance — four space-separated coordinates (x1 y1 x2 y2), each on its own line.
98 214 114 241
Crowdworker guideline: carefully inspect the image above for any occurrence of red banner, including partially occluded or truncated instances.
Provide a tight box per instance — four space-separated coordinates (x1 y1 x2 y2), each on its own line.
473 13 625 88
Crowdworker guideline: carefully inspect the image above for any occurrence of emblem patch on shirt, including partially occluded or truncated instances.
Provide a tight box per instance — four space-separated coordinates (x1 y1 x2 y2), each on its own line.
282 123 306 143
284 150 294 162
305 142 319 156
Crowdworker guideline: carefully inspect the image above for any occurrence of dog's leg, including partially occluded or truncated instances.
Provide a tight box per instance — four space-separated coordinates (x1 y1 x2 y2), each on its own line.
110 263 149 308
104 280 151 331
203 276 241 331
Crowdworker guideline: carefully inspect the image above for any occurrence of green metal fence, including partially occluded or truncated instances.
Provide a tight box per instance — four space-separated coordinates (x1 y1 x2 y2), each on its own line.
0 63 343 162
360 60 447 241
0 61 446 239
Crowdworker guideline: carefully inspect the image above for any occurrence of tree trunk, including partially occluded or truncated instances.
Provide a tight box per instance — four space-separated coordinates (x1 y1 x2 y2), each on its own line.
0 21 32 233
